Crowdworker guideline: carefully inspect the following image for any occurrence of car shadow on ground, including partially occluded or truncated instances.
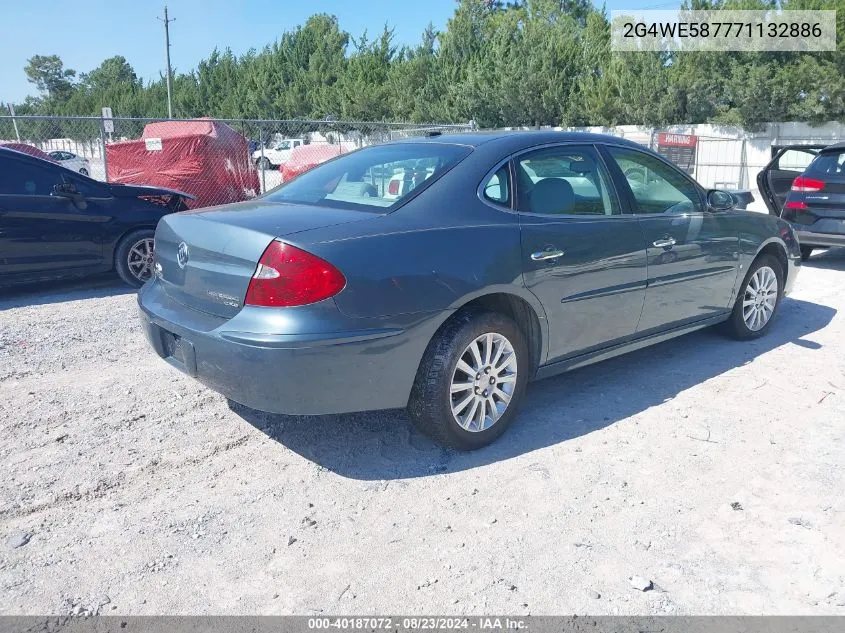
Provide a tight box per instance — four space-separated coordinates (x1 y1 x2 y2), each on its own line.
803 247 845 271
230 297 836 480
0 274 134 309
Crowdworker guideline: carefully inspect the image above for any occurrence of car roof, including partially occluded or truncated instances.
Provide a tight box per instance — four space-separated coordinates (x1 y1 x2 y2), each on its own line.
391 130 646 150
818 141 845 153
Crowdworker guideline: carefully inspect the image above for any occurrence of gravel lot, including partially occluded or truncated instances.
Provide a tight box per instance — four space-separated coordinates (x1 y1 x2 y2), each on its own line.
1 252 844 616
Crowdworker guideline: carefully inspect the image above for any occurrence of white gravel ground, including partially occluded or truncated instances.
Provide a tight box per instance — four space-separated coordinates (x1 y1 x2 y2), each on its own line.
1 251 844 616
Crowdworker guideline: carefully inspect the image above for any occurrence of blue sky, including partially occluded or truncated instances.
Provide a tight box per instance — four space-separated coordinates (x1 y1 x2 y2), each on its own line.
1 0 679 104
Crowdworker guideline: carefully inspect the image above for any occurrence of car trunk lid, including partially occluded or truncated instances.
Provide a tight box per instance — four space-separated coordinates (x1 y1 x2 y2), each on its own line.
154 201 379 318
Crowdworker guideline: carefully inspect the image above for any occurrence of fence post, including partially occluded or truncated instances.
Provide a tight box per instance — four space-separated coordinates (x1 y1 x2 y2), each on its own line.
100 119 109 183
259 126 266 193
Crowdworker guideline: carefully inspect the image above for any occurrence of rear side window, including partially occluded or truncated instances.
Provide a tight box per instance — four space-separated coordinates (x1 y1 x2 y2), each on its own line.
267 143 472 211
807 151 845 175
515 145 617 216
482 165 510 206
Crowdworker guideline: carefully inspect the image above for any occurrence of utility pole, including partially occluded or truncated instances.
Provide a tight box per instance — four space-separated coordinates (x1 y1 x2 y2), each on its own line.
158 6 175 118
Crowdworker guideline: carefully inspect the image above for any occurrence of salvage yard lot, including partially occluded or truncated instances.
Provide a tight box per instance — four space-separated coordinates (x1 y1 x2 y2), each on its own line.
1 255 844 615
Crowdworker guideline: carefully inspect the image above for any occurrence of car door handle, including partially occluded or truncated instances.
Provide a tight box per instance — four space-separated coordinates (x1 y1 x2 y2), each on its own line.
531 249 565 262
653 238 676 248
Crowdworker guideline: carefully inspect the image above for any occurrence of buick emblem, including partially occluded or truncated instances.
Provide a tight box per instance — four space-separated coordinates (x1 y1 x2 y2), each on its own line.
176 242 189 269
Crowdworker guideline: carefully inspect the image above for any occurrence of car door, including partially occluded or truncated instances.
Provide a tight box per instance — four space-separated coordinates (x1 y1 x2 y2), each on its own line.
0 153 104 279
508 144 648 362
601 145 739 335
758 147 821 214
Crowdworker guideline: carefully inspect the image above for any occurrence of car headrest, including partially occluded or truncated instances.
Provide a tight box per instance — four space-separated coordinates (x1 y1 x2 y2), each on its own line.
529 178 575 215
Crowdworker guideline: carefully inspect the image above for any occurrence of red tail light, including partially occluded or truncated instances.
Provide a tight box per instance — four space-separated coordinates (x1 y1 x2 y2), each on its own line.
387 179 400 195
791 176 825 192
244 241 346 307
784 200 808 210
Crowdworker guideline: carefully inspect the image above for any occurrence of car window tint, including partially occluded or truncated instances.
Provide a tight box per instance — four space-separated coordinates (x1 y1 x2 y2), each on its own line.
0 156 59 195
482 165 510 206
807 150 845 175
606 147 702 214
515 146 617 216
267 143 472 211
776 149 817 172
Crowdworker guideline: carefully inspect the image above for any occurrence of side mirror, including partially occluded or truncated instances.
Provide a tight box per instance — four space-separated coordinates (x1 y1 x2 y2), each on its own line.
707 189 736 211
52 182 87 209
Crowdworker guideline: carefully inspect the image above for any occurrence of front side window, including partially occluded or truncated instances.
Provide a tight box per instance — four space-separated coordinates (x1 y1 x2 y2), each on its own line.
266 143 472 211
515 145 617 216
606 147 702 214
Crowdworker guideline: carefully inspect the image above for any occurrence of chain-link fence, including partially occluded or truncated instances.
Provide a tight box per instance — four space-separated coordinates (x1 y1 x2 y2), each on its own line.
5 115 843 212
576 125 843 194
0 115 474 209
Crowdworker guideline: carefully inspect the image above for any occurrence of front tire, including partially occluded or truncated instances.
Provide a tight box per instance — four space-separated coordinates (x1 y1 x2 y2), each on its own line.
722 254 783 340
408 310 529 450
115 230 156 288
257 157 272 170
79 167 89 176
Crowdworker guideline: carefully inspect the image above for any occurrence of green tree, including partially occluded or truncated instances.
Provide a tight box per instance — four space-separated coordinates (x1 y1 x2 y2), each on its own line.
24 54 76 101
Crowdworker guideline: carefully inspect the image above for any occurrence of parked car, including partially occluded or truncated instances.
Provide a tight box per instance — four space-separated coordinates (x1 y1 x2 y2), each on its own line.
280 144 347 181
0 142 56 163
47 150 91 175
0 146 194 288
138 131 800 450
253 138 307 169
757 144 827 216
778 142 845 260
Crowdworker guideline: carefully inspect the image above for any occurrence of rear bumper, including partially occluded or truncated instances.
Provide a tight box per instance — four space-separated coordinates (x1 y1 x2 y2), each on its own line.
794 229 845 249
137 280 444 415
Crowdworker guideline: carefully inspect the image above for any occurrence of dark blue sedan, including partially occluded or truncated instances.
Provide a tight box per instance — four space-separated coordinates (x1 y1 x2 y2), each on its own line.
0 147 193 288
138 131 801 449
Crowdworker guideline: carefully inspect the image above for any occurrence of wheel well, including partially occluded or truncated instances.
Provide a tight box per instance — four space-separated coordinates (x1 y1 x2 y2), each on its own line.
756 242 788 286
455 293 543 373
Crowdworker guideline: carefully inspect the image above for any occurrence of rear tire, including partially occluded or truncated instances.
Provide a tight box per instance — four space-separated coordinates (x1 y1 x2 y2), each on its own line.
722 254 783 340
408 310 529 450
114 229 156 288
79 167 89 176
800 245 814 261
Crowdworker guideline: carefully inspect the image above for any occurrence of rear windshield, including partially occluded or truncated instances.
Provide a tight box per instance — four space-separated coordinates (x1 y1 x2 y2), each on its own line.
807 150 845 175
265 143 472 211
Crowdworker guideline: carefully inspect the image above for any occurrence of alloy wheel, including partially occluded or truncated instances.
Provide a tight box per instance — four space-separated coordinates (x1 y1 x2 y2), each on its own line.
127 238 155 283
742 265 778 331
449 332 518 432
